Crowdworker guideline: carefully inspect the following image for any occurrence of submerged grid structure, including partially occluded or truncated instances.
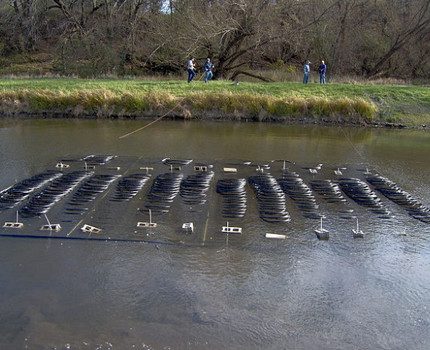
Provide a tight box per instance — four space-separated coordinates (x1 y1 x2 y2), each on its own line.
0 155 428 245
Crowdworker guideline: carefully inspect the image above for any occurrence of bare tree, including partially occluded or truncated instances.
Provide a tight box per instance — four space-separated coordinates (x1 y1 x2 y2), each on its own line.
0 0 428 79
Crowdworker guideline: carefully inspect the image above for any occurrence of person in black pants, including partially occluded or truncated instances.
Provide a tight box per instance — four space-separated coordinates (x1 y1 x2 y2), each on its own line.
318 60 327 84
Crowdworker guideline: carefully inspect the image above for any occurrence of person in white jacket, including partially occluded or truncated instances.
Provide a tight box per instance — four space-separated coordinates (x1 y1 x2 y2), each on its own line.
187 58 196 83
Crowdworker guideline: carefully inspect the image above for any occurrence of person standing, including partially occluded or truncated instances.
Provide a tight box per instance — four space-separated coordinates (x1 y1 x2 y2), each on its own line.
187 58 196 83
318 60 327 84
303 60 310 84
203 58 214 83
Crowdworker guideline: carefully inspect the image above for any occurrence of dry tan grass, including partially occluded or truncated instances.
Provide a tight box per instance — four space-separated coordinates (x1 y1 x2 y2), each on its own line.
0 89 378 122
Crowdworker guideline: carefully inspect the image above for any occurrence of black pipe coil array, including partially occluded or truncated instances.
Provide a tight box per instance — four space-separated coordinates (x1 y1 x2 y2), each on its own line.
67 174 120 207
310 179 347 203
248 174 290 223
180 171 214 205
366 174 430 224
111 174 151 202
82 155 114 166
0 171 62 211
144 172 183 213
338 178 391 217
20 171 91 217
216 178 247 218
278 170 320 219
162 158 193 166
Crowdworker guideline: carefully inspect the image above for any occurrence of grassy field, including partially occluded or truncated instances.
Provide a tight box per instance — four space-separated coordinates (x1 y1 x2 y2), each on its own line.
0 78 429 126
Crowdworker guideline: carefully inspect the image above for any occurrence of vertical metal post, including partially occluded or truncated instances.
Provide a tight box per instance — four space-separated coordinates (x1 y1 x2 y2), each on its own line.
44 214 51 227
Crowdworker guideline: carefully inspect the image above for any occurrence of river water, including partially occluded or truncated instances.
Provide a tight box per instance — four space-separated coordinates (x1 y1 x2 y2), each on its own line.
0 119 429 350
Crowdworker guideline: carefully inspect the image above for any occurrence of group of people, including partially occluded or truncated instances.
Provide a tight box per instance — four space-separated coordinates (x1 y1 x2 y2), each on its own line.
186 57 327 85
187 57 214 83
303 60 327 84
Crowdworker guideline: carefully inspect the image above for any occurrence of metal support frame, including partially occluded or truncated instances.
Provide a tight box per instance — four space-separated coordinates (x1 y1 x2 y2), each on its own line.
3 211 23 229
222 221 242 234
81 224 102 234
137 209 158 228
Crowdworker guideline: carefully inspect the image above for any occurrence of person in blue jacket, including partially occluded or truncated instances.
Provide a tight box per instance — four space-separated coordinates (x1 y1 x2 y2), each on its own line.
203 58 214 83
303 60 310 84
318 60 327 84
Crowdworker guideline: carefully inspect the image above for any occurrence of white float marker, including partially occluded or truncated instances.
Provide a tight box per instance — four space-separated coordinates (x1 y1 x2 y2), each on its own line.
265 233 286 239
182 222 194 233
315 216 329 240
352 217 364 238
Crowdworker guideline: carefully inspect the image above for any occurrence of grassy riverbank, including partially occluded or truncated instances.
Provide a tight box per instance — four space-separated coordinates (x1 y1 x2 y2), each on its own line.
0 78 429 127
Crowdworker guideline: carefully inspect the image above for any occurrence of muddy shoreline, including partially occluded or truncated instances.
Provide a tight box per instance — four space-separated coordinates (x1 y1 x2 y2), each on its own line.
1 110 427 130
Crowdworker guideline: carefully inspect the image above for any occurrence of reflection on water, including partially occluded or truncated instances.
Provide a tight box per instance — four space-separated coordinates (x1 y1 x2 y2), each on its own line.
0 119 429 349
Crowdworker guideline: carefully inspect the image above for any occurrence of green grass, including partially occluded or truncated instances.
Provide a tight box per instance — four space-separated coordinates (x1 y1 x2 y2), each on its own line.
0 78 428 126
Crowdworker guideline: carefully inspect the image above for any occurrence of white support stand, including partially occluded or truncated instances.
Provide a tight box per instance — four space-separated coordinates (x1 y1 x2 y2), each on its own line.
137 209 157 228
40 214 61 232
139 167 154 174
334 168 343 176
169 165 181 172
222 221 242 234
3 211 24 229
315 216 329 240
81 224 102 234
194 166 208 172
352 217 364 238
84 162 95 171
41 224 62 231
56 162 70 169
182 222 194 233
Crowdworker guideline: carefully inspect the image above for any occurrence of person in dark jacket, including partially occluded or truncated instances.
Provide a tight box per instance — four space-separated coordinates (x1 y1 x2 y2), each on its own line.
203 58 214 83
303 60 310 84
318 60 327 84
